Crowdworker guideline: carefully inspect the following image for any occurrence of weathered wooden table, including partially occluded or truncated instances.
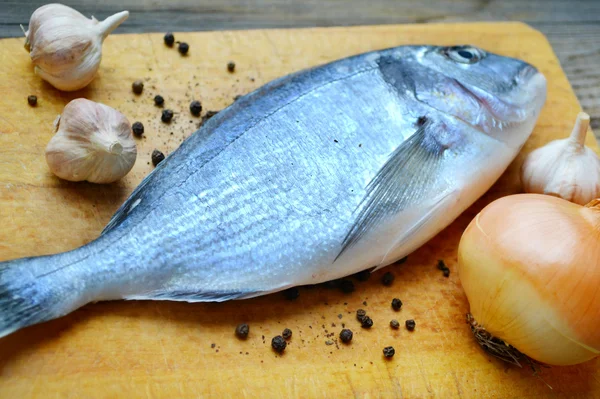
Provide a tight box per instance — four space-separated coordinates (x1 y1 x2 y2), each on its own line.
1 0 599 136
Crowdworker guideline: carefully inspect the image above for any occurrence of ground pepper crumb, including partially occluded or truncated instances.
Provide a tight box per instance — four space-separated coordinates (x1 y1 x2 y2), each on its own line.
161 109 174 123
132 122 144 137
271 336 287 353
382 272 395 286
27 95 37 106
189 100 202 116
151 149 165 166
356 309 367 322
406 319 416 331
154 95 164 106
438 260 450 277
164 32 175 47
282 328 292 340
390 319 400 329
227 61 236 73
383 346 395 358
339 329 353 343
178 42 189 55
391 298 402 310
283 287 299 300
361 316 373 329
235 323 249 339
132 80 144 94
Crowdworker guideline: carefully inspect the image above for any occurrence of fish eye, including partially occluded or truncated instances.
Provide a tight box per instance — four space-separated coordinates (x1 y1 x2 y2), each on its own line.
444 46 484 64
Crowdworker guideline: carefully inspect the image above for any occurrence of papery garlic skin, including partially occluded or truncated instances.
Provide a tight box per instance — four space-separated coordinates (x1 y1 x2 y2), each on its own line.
24 4 129 91
521 112 600 205
46 98 137 183
458 194 600 366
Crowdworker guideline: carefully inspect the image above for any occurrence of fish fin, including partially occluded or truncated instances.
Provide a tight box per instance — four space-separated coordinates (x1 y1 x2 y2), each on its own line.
123 289 258 303
372 190 458 272
336 119 447 261
101 169 157 235
0 258 53 338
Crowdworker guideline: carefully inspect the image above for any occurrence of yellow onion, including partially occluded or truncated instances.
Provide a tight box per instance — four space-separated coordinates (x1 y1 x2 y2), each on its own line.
457 194 600 366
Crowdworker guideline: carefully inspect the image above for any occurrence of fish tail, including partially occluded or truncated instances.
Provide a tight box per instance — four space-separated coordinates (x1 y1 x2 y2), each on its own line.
0 254 88 338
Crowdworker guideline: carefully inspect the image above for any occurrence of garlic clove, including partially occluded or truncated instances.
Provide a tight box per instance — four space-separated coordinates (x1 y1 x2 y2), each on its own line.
45 98 137 184
521 112 600 205
24 4 129 91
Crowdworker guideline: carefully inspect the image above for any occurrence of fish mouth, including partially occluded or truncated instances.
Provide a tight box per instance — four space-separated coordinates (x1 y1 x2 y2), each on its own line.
452 67 547 141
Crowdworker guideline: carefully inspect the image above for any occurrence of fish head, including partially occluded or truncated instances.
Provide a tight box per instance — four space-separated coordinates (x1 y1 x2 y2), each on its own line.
415 45 547 148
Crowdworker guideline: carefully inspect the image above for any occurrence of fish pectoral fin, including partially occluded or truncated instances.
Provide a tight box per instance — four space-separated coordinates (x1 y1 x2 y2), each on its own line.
372 189 458 271
123 288 259 303
335 118 447 261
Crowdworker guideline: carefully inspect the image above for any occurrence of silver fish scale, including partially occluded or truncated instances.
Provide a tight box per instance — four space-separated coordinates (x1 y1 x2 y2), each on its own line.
122 67 419 296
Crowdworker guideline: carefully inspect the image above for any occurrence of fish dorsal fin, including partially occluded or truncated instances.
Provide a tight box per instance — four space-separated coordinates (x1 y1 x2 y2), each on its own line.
336 118 447 260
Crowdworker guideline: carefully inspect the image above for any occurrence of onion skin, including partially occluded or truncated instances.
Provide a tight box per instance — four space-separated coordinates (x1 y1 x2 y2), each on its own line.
458 194 600 366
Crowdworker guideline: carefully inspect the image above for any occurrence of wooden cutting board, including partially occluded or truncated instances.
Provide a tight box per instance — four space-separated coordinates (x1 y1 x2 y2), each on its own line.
0 22 598 398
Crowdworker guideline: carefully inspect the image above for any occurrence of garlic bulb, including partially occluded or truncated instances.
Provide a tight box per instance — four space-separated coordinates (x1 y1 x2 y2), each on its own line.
46 98 137 183
23 4 129 91
458 194 600 366
521 112 600 205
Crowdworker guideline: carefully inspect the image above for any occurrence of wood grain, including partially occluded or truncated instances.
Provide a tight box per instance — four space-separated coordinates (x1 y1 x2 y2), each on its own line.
1 0 599 133
0 23 599 398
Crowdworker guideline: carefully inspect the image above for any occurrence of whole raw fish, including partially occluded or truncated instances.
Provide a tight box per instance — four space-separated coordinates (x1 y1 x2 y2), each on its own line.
0 45 546 338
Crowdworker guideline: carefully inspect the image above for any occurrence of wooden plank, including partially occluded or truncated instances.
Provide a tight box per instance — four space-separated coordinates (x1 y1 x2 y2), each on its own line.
0 23 598 398
2 0 600 132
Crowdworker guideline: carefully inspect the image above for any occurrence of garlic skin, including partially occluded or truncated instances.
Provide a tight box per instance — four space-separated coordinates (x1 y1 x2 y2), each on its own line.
458 194 600 366
24 4 129 91
46 99 137 183
521 112 600 205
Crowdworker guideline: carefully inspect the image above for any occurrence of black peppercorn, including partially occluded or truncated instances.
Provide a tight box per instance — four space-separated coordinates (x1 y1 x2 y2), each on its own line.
339 329 353 343
235 323 249 339
356 309 367 322
27 95 37 106
164 32 175 47
443 268 450 277
382 272 395 286
338 279 355 293
406 319 416 331
391 298 402 310
383 346 395 358
361 316 373 329
178 42 189 55
282 328 292 340
132 80 144 94
161 109 174 123
390 319 400 329
227 61 236 73
154 95 164 106
151 149 165 166
132 122 144 137
190 100 202 116
271 336 287 353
